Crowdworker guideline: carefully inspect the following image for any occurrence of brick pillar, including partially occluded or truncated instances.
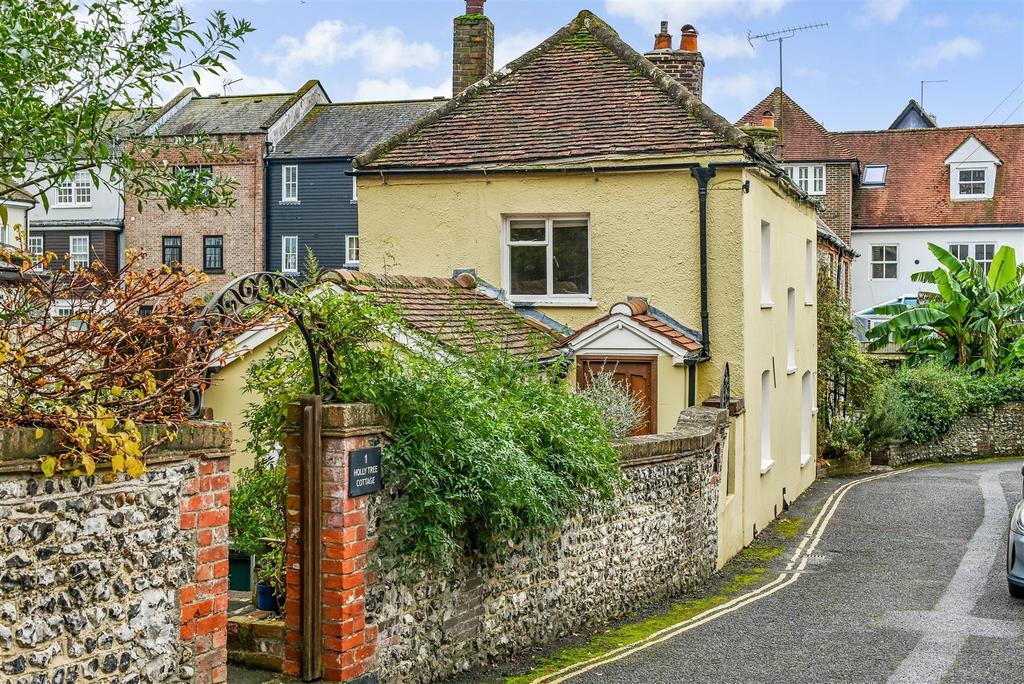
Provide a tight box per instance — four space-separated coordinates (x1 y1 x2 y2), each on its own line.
284 403 389 682
452 0 494 96
178 452 232 684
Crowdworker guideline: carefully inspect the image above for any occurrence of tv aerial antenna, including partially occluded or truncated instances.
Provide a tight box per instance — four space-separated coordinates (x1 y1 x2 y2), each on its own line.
221 77 242 95
920 80 947 109
747 22 828 94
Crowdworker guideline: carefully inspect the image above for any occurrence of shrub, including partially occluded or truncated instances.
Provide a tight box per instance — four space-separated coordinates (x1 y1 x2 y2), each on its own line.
861 364 970 449
244 289 624 571
576 370 644 438
229 459 286 595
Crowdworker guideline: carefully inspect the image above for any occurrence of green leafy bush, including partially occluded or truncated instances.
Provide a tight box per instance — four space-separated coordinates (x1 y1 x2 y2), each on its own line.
229 459 286 594
577 371 644 438
244 289 624 571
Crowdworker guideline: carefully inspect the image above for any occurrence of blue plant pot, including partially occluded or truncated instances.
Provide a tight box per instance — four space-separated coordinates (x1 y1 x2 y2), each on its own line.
256 582 279 611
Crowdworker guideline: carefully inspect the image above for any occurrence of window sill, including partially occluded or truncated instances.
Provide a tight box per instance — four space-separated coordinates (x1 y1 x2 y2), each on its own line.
279 200 300 206
800 453 813 468
508 298 597 308
760 301 774 310
344 262 360 270
350 200 358 205
804 300 814 307
951 196 992 202
787 366 797 375
203 270 225 275
54 204 93 209
760 459 775 475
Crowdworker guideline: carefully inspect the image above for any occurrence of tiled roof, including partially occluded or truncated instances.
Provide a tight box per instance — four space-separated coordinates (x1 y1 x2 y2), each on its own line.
156 93 294 136
558 298 702 354
326 269 564 361
817 219 856 256
835 125 1024 228
269 100 447 159
356 10 750 170
737 88 855 162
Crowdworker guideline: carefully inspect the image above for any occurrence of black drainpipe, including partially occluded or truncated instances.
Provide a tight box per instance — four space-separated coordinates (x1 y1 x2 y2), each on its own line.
690 166 716 360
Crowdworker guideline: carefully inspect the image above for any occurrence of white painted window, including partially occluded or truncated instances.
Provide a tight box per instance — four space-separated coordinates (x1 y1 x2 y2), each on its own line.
55 305 73 318
870 245 898 280
787 288 797 373
69 235 90 270
945 137 999 200
55 171 92 207
760 221 772 307
949 243 970 261
862 164 887 186
760 370 773 474
805 239 814 305
282 235 298 273
346 235 360 265
282 165 298 202
28 236 43 256
975 243 996 275
956 168 987 198
351 175 358 203
503 216 590 301
800 371 813 467
784 164 826 195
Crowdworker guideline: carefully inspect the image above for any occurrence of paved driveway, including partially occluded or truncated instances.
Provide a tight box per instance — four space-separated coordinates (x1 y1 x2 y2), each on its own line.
568 461 1024 684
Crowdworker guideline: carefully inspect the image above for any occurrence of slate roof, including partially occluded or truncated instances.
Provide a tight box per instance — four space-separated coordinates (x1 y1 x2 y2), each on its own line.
356 10 751 170
835 125 1024 228
269 100 447 159
889 99 937 129
156 93 295 136
737 88 855 162
327 269 564 362
558 298 703 354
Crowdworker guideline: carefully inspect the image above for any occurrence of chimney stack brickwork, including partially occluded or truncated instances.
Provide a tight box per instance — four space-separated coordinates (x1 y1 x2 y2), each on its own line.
644 22 705 100
453 0 494 96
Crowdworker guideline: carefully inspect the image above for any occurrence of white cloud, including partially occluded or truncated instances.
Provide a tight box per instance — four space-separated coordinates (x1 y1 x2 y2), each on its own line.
700 32 756 59
605 0 788 25
494 31 547 69
269 20 441 77
862 0 910 24
353 78 451 102
702 69 773 106
910 36 982 69
160 61 287 100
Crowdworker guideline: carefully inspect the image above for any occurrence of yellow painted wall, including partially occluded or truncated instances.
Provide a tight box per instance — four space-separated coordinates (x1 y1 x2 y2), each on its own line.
357 156 818 567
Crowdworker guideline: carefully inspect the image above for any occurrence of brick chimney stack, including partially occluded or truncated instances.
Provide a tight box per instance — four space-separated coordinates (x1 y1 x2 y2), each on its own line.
644 22 705 100
453 0 494 96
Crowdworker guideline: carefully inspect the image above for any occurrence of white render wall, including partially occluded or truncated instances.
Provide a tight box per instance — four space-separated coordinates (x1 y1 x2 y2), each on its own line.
26 165 123 225
850 225 1024 312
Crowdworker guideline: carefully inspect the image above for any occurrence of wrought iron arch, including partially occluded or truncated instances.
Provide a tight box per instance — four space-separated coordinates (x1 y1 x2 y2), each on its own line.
187 271 341 418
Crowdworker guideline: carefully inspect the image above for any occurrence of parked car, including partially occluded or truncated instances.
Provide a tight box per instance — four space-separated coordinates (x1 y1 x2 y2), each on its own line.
1009 465 1024 599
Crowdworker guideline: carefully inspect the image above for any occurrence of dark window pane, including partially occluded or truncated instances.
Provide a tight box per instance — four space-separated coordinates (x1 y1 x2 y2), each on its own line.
871 246 884 261
204 236 223 272
883 246 897 261
509 245 547 295
162 236 181 267
552 221 588 295
509 219 545 242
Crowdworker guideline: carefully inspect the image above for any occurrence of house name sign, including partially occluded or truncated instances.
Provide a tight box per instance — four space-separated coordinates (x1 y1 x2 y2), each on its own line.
348 447 382 497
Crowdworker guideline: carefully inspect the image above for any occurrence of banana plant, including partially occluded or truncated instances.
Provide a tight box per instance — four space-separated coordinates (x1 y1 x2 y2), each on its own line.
867 243 1024 373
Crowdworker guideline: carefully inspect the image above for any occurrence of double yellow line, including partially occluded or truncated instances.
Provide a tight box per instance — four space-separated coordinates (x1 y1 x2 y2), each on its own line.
532 468 918 683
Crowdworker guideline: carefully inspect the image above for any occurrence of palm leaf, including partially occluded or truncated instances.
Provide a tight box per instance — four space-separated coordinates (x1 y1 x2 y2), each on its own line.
987 245 1017 291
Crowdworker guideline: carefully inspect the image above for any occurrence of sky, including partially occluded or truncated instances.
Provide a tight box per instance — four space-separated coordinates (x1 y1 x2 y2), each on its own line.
178 0 1024 131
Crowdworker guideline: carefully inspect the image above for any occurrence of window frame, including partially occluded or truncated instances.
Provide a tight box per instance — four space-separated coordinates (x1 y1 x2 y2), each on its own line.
760 369 774 474
786 287 797 374
161 235 182 270
282 235 299 273
760 221 773 308
950 164 995 201
804 239 814 306
870 244 898 281
69 235 90 270
282 165 299 203
974 243 996 275
27 235 44 257
783 164 826 196
203 235 224 274
351 175 358 204
861 164 888 187
345 234 360 265
55 171 92 208
501 214 592 304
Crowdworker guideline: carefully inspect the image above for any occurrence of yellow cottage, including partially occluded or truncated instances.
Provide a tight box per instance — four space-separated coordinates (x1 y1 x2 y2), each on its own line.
353 8 821 563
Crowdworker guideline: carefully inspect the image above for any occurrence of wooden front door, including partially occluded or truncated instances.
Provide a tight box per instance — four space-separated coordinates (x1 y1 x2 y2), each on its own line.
577 356 658 436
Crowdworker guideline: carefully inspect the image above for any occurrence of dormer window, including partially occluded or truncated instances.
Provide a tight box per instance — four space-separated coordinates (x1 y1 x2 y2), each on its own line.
862 164 887 187
945 135 1000 201
783 164 825 196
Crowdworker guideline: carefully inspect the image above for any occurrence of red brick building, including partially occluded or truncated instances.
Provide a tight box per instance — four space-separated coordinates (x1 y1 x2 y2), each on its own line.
125 81 328 293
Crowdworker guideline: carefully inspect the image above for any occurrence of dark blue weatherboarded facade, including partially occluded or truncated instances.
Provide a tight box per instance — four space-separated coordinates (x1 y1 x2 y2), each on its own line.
265 99 444 273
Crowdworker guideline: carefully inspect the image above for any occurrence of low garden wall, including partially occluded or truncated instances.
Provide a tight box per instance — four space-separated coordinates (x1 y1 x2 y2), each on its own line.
283 403 726 683
886 401 1024 467
0 423 232 683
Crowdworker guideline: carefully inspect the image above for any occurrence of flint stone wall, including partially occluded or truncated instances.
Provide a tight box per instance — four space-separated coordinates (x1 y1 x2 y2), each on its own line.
0 423 232 684
368 407 727 683
886 401 1024 467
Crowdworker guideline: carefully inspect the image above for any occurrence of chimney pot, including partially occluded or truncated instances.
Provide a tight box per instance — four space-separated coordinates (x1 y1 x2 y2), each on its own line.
653 19 673 50
465 0 485 14
681 24 699 52
761 110 775 128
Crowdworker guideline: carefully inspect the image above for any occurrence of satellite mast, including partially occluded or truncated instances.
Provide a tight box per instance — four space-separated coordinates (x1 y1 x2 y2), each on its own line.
747 22 828 94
